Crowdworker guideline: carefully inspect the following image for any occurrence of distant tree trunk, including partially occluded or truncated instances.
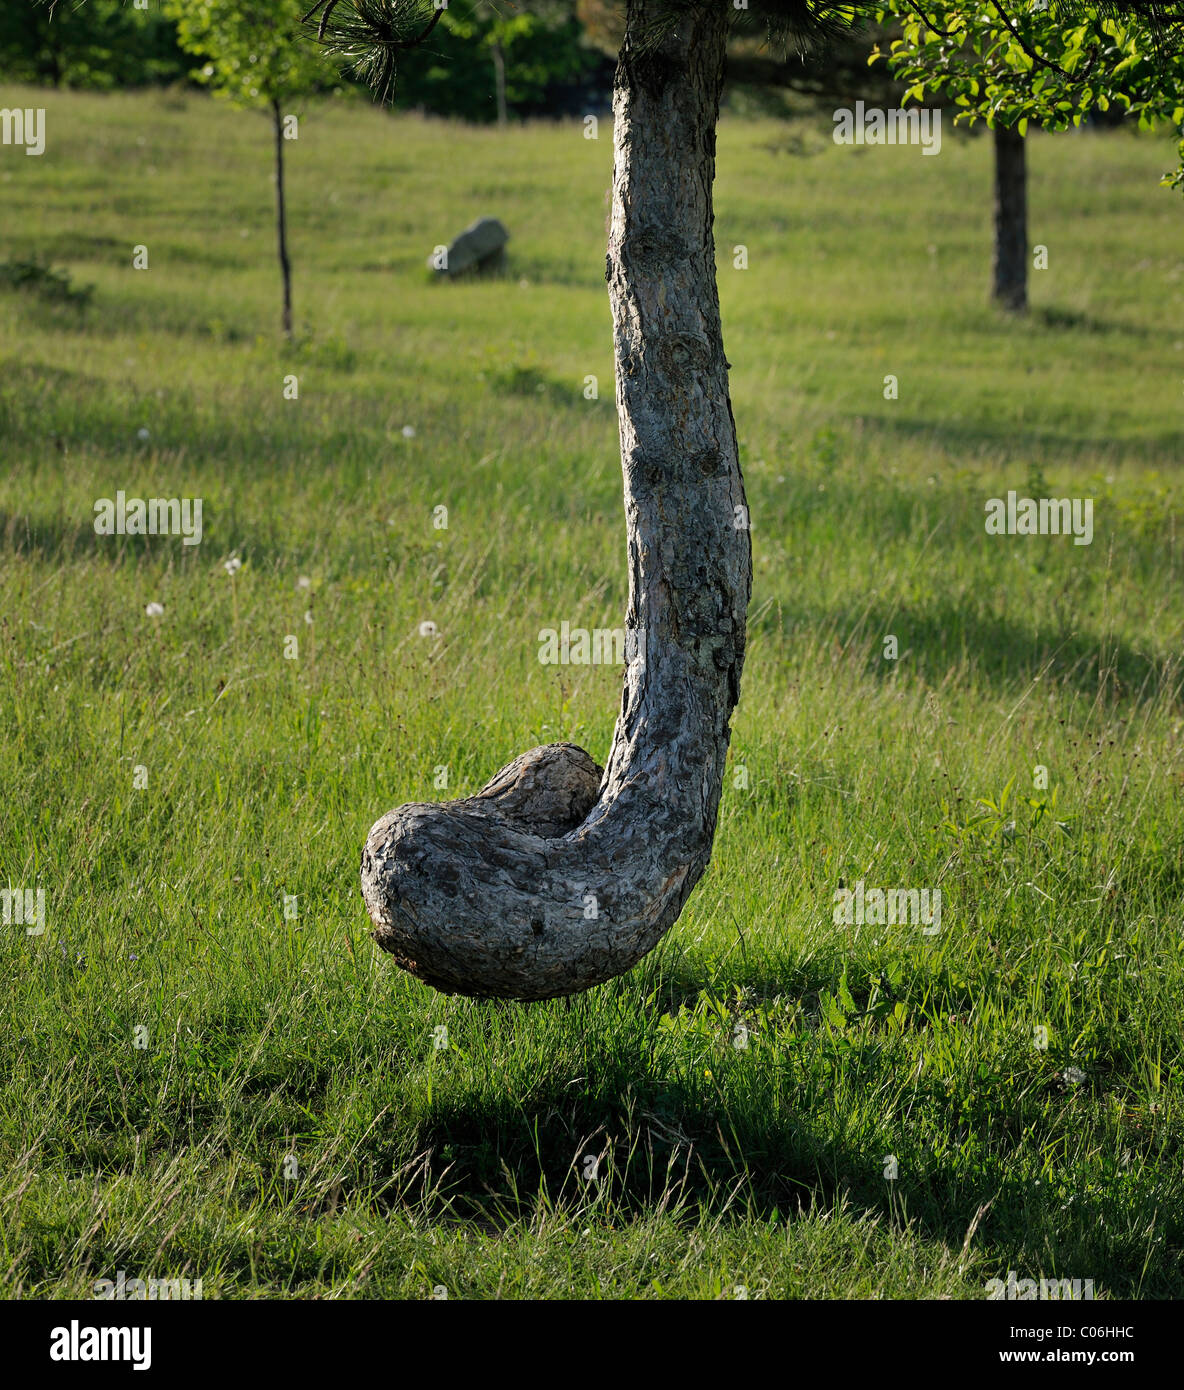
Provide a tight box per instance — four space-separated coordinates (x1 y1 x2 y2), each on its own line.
492 39 508 127
271 98 293 338
992 124 1028 312
360 0 749 1000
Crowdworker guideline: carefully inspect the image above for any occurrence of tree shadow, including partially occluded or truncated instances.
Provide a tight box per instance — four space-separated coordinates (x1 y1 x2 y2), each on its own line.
1030 305 1155 339
823 592 1177 706
854 410 1184 468
368 1009 1179 1298
0 509 210 566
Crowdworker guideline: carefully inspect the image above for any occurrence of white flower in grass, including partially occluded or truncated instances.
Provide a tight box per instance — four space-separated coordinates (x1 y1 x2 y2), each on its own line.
137 427 151 441
304 610 314 626
145 602 164 618
296 576 311 590
224 556 242 576
1062 1066 1087 1086
418 620 438 638
401 425 417 438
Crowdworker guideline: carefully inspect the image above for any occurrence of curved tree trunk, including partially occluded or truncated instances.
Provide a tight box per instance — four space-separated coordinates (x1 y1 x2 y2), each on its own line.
992 124 1028 312
360 0 750 1000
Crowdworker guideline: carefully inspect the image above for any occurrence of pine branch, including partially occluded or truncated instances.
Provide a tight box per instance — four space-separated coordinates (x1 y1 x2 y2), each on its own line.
301 0 447 101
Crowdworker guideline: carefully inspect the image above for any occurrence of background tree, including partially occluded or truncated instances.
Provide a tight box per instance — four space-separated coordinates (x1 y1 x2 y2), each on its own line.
164 0 341 338
874 1 1184 311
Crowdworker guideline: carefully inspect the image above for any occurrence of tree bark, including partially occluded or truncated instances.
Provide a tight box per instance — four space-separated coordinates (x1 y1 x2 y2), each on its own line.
992 124 1028 312
360 0 749 1001
272 99 293 338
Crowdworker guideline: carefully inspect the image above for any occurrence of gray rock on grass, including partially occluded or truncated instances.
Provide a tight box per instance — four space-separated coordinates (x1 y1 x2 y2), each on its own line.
428 216 510 278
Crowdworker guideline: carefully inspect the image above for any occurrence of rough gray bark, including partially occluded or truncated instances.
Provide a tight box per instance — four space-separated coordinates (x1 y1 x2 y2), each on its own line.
992 124 1028 312
361 0 750 1000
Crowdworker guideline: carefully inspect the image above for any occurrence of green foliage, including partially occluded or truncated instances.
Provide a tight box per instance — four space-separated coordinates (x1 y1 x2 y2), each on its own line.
873 1 1184 189
163 0 340 108
307 0 601 118
0 0 600 115
0 0 187 89
390 3 596 122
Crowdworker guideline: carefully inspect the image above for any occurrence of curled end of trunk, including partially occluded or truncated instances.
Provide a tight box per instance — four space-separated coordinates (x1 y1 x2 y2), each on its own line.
361 743 612 999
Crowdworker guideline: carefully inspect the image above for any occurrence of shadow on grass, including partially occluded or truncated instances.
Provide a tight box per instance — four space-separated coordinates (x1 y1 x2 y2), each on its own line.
1030 305 1154 338
826 593 1180 707
852 409 1184 469
0 510 212 566
20 940 1178 1297
374 997 1180 1298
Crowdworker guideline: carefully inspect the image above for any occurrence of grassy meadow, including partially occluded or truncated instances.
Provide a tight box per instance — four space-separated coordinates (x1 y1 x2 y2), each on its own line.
1 82 1182 1299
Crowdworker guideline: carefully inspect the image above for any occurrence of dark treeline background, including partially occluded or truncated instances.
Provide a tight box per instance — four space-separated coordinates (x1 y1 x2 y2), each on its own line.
0 0 903 121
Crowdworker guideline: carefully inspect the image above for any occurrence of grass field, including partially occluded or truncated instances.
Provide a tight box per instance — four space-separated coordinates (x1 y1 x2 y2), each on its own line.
1 81 1182 1299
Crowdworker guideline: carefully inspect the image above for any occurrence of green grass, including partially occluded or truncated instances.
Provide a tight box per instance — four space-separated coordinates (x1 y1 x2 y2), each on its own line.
1 82 1182 1299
